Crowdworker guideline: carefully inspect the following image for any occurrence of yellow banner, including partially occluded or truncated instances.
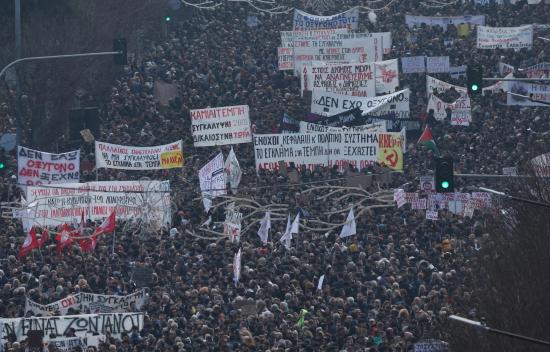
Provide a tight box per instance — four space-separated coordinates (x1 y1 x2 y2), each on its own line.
160 151 183 169
377 133 403 170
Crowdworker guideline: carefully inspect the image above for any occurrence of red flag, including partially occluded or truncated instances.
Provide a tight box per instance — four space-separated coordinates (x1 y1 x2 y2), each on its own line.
79 235 97 253
56 224 73 254
38 229 49 248
93 210 116 237
18 227 38 258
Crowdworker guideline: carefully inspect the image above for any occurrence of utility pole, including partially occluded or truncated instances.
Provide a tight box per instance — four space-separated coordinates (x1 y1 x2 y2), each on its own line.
14 0 23 145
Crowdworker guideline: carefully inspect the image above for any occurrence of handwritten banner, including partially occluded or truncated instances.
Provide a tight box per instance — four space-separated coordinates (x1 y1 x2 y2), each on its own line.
190 105 251 147
17 146 80 187
95 141 182 170
477 25 533 49
293 8 359 30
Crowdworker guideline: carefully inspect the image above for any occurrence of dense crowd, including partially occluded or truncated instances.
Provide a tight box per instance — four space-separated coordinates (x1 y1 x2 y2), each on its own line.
1 0 550 351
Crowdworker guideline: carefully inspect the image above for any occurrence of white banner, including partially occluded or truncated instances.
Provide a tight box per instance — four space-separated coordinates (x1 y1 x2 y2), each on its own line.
199 153 226 212
223 203 242 242
190 105 251 147
44 335 103 352
505 80 550 106
253 132 404 171
302 62 376 97
278 47 294 70
333 32 392 54
449 65 467 78
94 140 182 170
23 181 171 230
25 290 147 316
311 89 410 119
401 56 426 74
17 146 80 187
427 94 472 126
299 121 386 133
477 25 533 49
0 313 144 343
293 8 359 31
405 15 485 29
426 75 467 95
374 59 400 94
531 152 550 177
426 56 450 73
280 29 349 48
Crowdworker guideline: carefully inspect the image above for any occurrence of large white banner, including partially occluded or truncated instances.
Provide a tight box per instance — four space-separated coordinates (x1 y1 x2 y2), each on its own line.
280 29 349 48
405 15 485 29
0 313 144 343
302 62 376 97
253 132 404 171
199 153 226 212
17 146 80 187
333 32 392 54
44 335 104 352
23 181 171 230
477 25 533 49
190 105 251 147
94 141 182 170
311 89 410 119
25 290 147 316
299 121 386 133
505 80 550 106
426 56 450 73
401 56 426 74
293 8 359 30
426 75 467 95
374 59 400 94
427 94 472 126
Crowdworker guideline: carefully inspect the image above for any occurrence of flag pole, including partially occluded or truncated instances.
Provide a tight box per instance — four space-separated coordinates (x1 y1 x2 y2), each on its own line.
111 204 117 255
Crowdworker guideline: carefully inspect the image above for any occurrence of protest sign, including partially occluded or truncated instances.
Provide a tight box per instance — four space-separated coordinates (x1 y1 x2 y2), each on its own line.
394 189 406 208
280 113 300 133
0 313 144 343
333 32 392 54
374 59 400 94
23 180 171 230
17 146 80 187
426 56 450 73
420 176 435 192
95 141 183 170
499 62 515 76
531 153 550 177
449 65 467 78
44 335 103 352
505 80 550 106
411 198 427 210
415 339 449 352
190 105 251 147
477 25 533 49
302 62 376 97
401 56 426 74
223 203 242 242
427 94 472 126
426 210 438 220
292 8 359 30
311 89 410 121
524 62 550 78
278 47 294 70
280 29 349 48
300 121 386 133
405 15 485 29
426 75 467 95
502 167 518 176
199 153 226 212
253 131 403 171
25 290 147 316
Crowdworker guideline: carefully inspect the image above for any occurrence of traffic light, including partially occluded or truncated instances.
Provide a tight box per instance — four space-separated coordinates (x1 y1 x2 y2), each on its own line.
113 38 127 66
467 65 483 95
435 157 454 193
165 16 171 22
0 152 5 171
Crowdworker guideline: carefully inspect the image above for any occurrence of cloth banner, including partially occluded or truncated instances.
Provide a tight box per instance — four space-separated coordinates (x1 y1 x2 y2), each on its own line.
477 25 533 50
23 181 171 231
44 335 104 352
449 65 467 78
94 141 183 170
278 47 294 70
18 146 80 188
427 94 472 126
293 8 359 31
505 79 550 106
224 148 242 193
333 32 392 54
199 153 226 212
280 29 349 48
405 15 485 29
190 105 251 147
426 75 467 95
426 56 450 73
531 153 550 177
374 59 400 94
253 131 404 171
280 113 300 133
224 203 242 243
25 290 147 316
299 121 386 133
0 313 143 343
401 56 426 74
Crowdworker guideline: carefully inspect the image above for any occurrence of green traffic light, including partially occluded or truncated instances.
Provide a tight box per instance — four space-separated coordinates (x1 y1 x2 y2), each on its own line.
471 84 479 91
165 16 171 22
441 181 450 189
0 162 5 169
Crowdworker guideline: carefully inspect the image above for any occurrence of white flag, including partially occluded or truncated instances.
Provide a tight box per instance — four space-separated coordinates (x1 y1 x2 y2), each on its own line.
233 248 242 286
199 153 226 212
280 215 292 249
224 147 242 194
339 208 357 238
317 274 325 291
257 211 271 244
290 213 300 234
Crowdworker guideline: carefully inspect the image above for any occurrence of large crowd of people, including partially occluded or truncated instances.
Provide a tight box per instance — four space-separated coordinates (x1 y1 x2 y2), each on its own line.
1 0 550 351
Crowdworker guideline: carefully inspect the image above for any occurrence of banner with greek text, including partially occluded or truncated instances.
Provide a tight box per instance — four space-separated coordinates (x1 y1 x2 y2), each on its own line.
253 132 403 171
426 75 467 95
302 62 376 97
23 181 171 230
280 29 349 48
405 15 485 29
477 25 533 49
401 56 426 74
278 47 294 70
94 141 183 170
299 121 386 133
199 153 226 212
43 335 103 352
190 105 251 147
505 79 550 106
293 8 359 31
426 56 450 73
17 146 80 188
427 94 472 126
25 290 147 316
333 32 392 54
0 313 144 343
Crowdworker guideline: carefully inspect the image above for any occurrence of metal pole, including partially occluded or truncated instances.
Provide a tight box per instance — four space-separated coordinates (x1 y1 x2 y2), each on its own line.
479 187 550 209
455 173 532 179
14 0 23 145
482 78 550 82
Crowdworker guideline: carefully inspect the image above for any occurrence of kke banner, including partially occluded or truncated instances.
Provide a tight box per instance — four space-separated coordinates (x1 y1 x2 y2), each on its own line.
311 89 410 119
23 181 171 231
299 121 386 133
405 15 485 29
253 132 403 172
292 8 359 31
190 105 251 147
95 141 183 170
0 313 144 343
18 146 80 187
25 290 147 316
477 25 533 49
199 153 226 212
